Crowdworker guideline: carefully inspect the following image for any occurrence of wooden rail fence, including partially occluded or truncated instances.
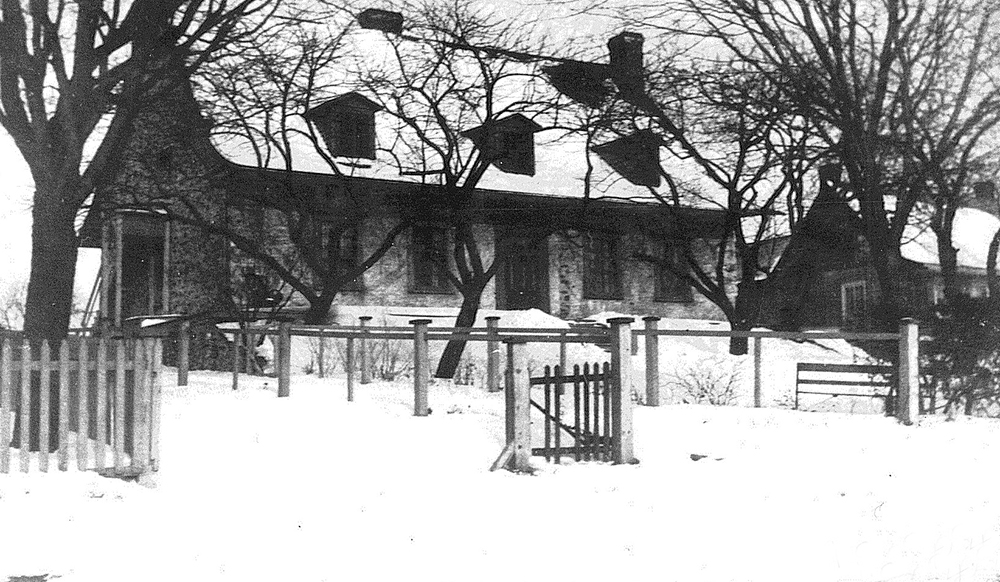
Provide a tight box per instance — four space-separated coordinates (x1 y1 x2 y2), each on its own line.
0 336 161 477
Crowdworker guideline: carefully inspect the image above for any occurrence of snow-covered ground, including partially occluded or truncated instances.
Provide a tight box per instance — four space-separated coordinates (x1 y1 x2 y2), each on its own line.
2 368 1000 582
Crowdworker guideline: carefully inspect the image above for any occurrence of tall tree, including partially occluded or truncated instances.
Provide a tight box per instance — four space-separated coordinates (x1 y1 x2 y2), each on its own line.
347 0 559 377
0 0 283 340
629 0 1000 327
106 15 410 325
559 48 816 352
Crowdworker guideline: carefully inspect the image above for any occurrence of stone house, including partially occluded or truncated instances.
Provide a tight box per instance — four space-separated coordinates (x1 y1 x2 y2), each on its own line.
757 165 1000 330
80 82 733 327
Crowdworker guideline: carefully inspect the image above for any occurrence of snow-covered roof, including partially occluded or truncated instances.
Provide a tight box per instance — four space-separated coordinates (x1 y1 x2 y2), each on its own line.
901 207 1000 271
209 110 722 210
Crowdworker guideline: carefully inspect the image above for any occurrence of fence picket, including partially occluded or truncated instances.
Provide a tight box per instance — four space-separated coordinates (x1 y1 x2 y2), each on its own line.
114 339 125 471
0 339 10 473
95 337 107 469
590 362 603 461
133 340 149 471
554 365 561 465
19 341 30 473
602 363 611 462
58 341 70 471
77 339 89 471
543 366 551 463
151 338 162 472
573 365 581 463
39 340 50 472
582 363 591 462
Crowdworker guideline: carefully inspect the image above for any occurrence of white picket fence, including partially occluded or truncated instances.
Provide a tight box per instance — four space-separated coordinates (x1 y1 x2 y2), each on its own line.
0 334 162 477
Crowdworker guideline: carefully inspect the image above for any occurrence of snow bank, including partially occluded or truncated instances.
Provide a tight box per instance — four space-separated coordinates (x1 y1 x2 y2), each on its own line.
2 370 1000 582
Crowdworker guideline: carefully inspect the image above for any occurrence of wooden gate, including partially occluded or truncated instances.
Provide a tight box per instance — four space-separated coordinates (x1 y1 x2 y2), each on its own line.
530 363 613 463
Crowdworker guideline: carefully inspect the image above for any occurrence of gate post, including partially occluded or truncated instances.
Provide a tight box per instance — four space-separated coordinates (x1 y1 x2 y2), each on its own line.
277 322 291 398
753 336 763 408
506 340 532 472
642 316 660 406
359 316 372 384
486 316 501 393
411 319 431 416
608 317 636 464
897 318 919 425
177 321 190 387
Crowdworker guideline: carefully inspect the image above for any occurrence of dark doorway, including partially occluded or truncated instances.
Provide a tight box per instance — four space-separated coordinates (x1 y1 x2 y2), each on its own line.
497 233 549 312
116 214 166 319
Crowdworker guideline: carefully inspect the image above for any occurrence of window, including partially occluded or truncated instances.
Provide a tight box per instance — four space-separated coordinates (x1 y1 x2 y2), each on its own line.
326 226 363 291
315 113 375 159
411 226 452 293
460 114 541 176
304 93 381 160
840 280 867 327
583 232 622 300
491 131 535 176
655 243 693 303
930 282 946 305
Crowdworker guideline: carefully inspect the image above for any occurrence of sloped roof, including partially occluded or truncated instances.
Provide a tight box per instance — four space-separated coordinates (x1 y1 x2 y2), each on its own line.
901 207 1000 271
209 105 724 210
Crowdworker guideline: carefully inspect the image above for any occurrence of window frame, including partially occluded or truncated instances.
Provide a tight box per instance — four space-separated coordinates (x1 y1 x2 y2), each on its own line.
654 242 694 303
840 280 867 326
410 225 454 294
321 111 376 160
326 225 364 292
583 231 623 300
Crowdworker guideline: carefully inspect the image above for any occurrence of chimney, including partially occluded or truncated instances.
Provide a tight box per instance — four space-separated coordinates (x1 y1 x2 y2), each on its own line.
608 32 644 99
817 163 842 200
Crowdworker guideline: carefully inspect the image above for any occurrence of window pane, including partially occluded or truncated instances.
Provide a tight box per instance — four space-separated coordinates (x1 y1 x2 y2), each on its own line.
583 233 621 299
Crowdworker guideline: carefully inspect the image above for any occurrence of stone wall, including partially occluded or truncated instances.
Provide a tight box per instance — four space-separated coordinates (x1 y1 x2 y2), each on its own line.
548 230 729 321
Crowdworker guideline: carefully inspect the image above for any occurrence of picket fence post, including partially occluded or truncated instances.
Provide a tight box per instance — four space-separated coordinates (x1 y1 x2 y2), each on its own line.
485 316 501 393
642 316 660 406
897 318 920 425
317 334 326 379
359 316 372 385
753 336 763 408
278 323 291 398
57 340 70 471
608 317 635 465
0 339 11 473
19 340 30 473
506 340 531 472
346 336 355 402
177 320 190 387
411 319 431 416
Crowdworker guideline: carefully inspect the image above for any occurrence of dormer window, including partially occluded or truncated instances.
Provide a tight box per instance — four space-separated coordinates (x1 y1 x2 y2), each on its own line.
461 114 542 176
592 130 661 187
304 92 381 160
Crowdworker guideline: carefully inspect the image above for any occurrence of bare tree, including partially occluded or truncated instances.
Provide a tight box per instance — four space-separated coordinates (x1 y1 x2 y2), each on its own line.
146 16 409 325
611 0 1000 328
562 50 817 352
347 0 561 377
0 0 285 340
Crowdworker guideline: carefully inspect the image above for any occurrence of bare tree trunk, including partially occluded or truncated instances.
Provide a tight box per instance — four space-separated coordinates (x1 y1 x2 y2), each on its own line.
728 277 768 355
303 294 337 325
434 292 482 379
23 183 79 341
868 241 908 329
987 228 1000 300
